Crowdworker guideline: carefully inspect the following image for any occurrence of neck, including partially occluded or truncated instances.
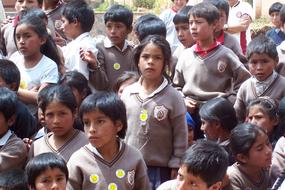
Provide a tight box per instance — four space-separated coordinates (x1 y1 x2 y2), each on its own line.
198 37 215 50
141 76 163 96
51 128 76 150
218 130 230 142
97 139 119 162
24 53 43 68
238 163 264 183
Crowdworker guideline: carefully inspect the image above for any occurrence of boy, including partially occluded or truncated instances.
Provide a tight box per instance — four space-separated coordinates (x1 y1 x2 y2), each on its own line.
0 87 27 172
173 2 250 138
60 0 106 91
234 35 285 122
0 59 38 139
95 4 134 90
266 2 285 46
0 0 42 58
157 140 228 190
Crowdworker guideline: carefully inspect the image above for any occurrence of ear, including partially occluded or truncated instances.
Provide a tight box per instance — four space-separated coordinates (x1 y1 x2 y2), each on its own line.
236 153 248 164
272 116 279 127
115 120 123 133
127 26 133 35
40 37 47 46
7 114 16 127
209 181 222 190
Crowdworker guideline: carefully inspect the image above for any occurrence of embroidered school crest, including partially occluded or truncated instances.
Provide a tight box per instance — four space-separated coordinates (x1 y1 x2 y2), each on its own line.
217 61 227 73
236 11 242 18
127 170 135 186
154 105 168 121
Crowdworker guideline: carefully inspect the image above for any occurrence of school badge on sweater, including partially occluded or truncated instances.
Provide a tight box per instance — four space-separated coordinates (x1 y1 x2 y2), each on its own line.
154 105 168 121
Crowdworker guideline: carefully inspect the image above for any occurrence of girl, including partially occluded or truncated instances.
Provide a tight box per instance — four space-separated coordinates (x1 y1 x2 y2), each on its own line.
121 35 188 189
10 14 60 112
29 84 88 162
25 152 68 190
113 71 139 97
67 92 150 190
199 97 237 164
246 97 280 147
225 123 272 190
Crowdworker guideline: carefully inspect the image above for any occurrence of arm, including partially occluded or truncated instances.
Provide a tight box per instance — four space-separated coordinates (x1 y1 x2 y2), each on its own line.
226 14 252 34
233 86 247 122
134 155 151 190
17 83 49 105
67 160 83 190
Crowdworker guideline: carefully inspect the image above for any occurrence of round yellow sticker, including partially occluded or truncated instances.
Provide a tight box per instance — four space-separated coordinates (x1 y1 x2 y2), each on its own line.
140 110 148 122
113 63 121 70
116 169 125 178
89 174 99 184
108 183 117 190
19 80 27 89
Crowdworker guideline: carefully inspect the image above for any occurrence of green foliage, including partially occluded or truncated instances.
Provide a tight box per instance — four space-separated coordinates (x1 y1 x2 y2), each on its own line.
133 0 155 9
95 0 109 12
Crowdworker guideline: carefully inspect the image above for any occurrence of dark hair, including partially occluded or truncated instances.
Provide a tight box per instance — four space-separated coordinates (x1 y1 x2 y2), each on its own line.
230 123 267 158
61 0 95 32
134 14 166 42
247 97 278 120
278 97 285 137
38 84 77 114
0 169 28 190
181 140 228 187
59 71 91 99
269 2 283 15
0 59 20 91
104 4 133 29
246 35 278 61
25 152 68 189
204 0 229 19
133 35 171 78
173 5 193 24
171 0 189 2
189 2 220 24
280 4 285 24
14 15 62 70
79 92 127 138
22 7 48 22
0 87 17 121
113 71 139 93
199 97 237 133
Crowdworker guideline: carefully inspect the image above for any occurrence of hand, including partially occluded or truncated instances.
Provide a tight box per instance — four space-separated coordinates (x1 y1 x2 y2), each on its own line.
0 16 14 27
54 31 67 47
23 138 33 152
171 168 178 179
184 98 198 114
79 48 97 68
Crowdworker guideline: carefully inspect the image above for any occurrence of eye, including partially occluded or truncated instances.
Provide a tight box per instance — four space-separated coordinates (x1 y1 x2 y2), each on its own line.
83 120 90 127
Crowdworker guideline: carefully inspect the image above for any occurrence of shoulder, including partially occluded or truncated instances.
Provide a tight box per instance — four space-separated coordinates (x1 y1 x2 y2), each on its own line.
68 145 90 163
39 55 57 67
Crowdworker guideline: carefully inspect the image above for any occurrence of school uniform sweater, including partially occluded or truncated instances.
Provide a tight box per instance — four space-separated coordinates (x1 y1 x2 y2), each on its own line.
271 137 285 184
121 78 188 169
234 74 285 121
67 141 150 190
29 129 88 162
223 32 247 63
173 44 250 104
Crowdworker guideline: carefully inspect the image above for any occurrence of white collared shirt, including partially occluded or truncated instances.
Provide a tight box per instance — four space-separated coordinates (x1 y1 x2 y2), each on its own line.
103 37 130 52
252 71 277 96
0 130 12 146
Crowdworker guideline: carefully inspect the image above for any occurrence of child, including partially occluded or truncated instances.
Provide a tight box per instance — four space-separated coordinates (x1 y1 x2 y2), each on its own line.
0 0 42 58
186 112 195 147
95 4 134 90
25 152 68 190
67 92 150 190
266 2 285 46
10 15 60 113
234 35 285 122
225 123 272 190
0 87 27 172
29 85 88 162
121 35 188 189
0 169 28 190
157 140 228 190
113 71 139 97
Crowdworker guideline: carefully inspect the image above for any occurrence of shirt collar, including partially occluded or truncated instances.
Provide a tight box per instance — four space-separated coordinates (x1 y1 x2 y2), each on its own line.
216 30 225 45
103 37 129 52
232 0 240 7
87 140 122 159
0 130 12 146
194 41 220 57
252 71 277 96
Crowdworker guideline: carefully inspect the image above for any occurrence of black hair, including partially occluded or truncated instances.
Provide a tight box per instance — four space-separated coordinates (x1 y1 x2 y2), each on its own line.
181 140 228 187
204 0 229 19
188 2 220 24
173 5 193 24
230 123 267 158
0 169 28 190
246 34 278 61
133 35 171 79
38 84 77 114
113 71 139 93
269 2 283 15
199 97 237 133
280 4 285 24
61 0 95 32
22 7 48 22
79 91 127 138
171 0 189 2
104 4 133 29
278 97 285 138
25 152 68 189
134 14 166 42
0 87 17 121
14 15 62 71
0 59 20 91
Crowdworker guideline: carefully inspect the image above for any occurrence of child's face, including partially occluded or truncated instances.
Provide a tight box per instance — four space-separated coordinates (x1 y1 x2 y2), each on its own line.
15 24 46 58
270 11 281 28
247 105 277 134
82 110 123 152
173 0 188 11
0 112 10 137
248 53 277 81
105 21 132 50
34 167 67 190
44 101 76 137
189 15 216 43
175 22 194 48
138 42 164 81
240 132 272 169
216 10 227 31
200 119 220 141
60 16 80 40
117 78 137 97
15 0 41 14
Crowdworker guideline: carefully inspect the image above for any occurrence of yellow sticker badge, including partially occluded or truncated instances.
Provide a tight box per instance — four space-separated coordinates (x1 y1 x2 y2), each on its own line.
108 183 118 190
113 63 121 70
140 109 148 122
19 80 27 89
116 169 125 179
89 174 99 184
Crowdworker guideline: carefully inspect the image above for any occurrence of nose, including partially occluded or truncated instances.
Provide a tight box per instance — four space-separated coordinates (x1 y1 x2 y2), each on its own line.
51 181 59 190
110 26 116 34
200 123 206 131
21 1 27 10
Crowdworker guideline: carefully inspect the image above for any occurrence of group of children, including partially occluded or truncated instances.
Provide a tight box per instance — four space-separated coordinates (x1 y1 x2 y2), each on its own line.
0 0 285 190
